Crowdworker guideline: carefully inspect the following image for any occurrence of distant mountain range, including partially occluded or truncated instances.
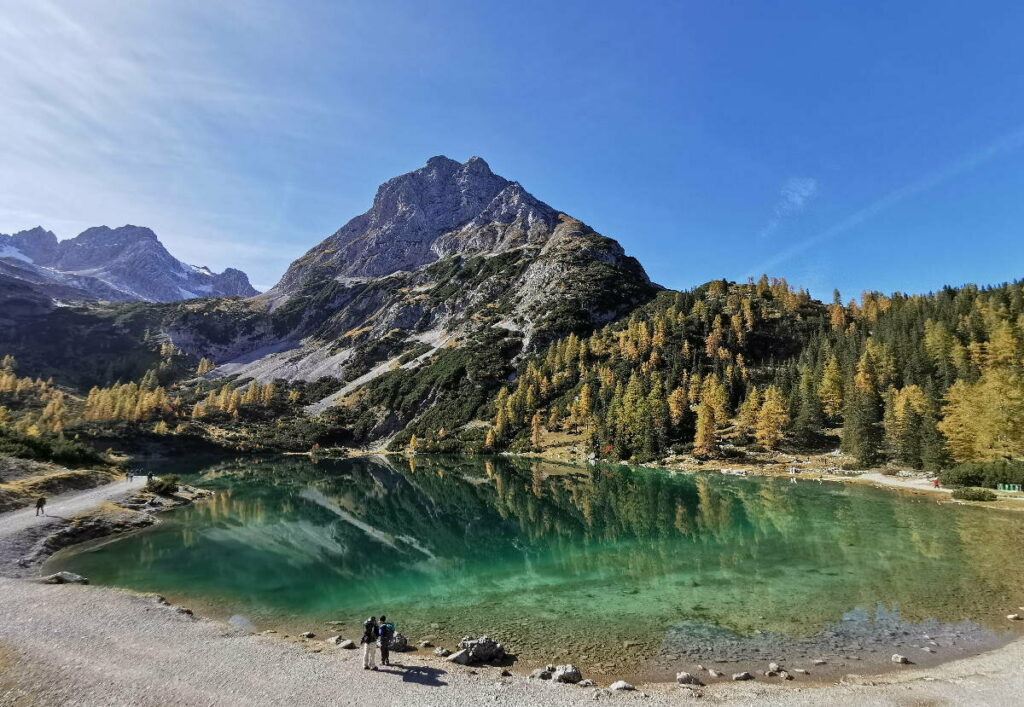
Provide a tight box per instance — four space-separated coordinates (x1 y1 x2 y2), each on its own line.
0 157 658 426
0 224 258 303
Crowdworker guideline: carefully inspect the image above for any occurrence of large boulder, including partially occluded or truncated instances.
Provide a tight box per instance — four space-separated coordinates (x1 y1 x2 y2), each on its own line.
552 664 583 684
456 636 506 663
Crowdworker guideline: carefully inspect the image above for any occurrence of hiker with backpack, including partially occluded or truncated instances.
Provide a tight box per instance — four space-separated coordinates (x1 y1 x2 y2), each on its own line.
377 615 396 666
361 616 379 670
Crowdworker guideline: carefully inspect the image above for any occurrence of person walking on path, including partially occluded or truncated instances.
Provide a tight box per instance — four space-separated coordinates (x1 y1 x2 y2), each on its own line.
377 615 396 667
34 496 46 516
361 616 379 670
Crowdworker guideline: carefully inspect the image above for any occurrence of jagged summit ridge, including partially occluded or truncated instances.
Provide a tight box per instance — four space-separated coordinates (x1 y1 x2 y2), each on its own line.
0 224 258 302
274 156 562 290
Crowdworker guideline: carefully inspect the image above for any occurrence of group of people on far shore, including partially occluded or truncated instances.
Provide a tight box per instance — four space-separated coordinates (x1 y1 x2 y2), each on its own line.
360 615 396 670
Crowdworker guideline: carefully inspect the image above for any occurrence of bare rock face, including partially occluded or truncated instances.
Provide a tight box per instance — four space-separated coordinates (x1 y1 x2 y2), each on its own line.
202 157 656 401
274 156 545 288
0 225 258 302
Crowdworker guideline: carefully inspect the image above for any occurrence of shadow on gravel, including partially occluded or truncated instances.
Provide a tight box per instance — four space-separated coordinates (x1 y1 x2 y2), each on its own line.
378 663 447 687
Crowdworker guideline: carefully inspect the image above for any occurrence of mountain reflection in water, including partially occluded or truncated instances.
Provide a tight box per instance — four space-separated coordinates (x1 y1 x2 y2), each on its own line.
49 455 1024 675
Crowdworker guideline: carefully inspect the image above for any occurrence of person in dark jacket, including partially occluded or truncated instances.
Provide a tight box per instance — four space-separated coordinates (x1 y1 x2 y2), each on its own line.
35 496 46 516
376 615 396 666
361 616 379 670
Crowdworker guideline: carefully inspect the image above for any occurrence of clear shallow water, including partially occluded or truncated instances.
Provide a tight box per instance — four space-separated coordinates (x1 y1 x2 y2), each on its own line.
49 455 1024 678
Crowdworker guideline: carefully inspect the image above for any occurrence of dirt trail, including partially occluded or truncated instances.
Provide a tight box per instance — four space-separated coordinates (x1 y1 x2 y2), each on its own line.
0 478 136 540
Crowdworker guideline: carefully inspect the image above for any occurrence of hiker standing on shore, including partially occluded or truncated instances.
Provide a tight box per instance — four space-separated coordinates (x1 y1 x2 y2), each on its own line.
361 616 379 670
35 496 46 516
377 615 395 666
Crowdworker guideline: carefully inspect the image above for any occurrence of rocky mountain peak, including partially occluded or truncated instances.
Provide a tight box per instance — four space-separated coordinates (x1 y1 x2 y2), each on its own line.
273 156 563 290
1 227 60 264
0 223 258 302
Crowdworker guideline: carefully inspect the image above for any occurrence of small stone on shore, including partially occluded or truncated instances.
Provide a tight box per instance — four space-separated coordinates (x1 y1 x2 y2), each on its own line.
608 680 635 691
434 647 451 657
813 659 827 665
552 664 583 684
35 571 88 585
676 672 702 685
892 654 910 664
1007 614 1021 621
446 649 471 665
732 672 753 681
300 632 315 639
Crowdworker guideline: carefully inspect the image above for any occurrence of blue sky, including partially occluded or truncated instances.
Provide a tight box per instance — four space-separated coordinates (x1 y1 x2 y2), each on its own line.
2 1 1023 296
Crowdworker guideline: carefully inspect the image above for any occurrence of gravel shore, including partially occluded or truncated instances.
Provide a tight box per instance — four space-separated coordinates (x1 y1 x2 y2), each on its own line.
2 577 1024 706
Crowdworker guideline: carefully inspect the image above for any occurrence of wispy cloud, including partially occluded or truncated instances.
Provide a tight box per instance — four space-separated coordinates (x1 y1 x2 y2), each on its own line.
0 0 333 282
757 176 819 239
750 125 1024 277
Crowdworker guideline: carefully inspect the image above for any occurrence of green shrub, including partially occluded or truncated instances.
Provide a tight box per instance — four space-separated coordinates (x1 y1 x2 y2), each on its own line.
939 461 1024 489
0 428 105 466
145 474 181 495
951 486 997 502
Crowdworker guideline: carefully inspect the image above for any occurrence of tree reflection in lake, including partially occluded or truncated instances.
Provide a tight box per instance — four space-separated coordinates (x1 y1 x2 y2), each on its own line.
50 455 1024 676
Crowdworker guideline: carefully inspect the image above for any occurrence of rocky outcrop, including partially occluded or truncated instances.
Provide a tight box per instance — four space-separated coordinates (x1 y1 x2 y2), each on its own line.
191 156 657 430
452 636 506 664
0 225 258 302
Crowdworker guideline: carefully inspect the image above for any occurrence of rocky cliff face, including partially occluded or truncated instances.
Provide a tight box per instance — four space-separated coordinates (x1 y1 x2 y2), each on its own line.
273 156 545 289
0 225 258 303
174 156 658 427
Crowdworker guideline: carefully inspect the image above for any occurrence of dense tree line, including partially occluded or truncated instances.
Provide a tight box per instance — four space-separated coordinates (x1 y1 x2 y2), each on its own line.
483 277 1024 468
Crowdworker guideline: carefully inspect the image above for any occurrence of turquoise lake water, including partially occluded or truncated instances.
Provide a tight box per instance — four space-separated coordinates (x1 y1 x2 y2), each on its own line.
48 455 1024 678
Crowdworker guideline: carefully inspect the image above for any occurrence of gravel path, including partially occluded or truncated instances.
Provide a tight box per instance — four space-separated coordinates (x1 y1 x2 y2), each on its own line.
1 578 1023 706
0 478 137 540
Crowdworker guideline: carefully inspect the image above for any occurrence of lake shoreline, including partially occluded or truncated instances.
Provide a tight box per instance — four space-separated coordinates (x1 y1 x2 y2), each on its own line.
19 453 1023 693
3 574 1024 705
